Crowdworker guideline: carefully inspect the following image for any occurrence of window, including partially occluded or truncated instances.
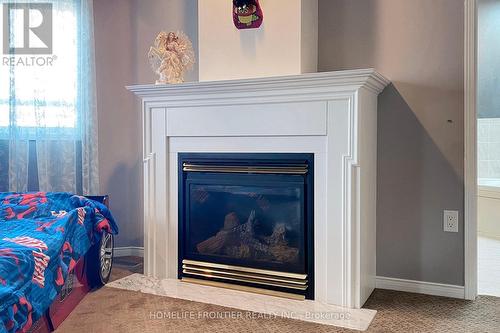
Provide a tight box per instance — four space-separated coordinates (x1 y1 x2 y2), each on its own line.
0 1 79 138
0 0 98 194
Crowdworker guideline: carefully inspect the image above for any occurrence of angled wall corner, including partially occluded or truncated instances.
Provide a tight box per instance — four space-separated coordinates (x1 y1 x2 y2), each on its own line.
317 0 465 287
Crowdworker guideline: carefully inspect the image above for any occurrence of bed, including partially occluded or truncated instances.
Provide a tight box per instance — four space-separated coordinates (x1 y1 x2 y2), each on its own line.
0 192 118 333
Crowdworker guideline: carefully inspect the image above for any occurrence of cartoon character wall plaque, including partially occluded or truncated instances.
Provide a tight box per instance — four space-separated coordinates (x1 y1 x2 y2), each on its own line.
233 0 263 29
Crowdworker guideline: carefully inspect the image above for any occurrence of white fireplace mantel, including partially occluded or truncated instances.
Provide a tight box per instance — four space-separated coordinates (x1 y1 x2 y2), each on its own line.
127 69 389 309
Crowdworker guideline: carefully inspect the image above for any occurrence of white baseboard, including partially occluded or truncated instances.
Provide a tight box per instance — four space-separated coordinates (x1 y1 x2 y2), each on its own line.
114 246 144 258
376 276 465 299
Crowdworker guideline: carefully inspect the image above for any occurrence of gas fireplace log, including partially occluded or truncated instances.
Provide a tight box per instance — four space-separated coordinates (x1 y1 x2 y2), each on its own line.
196 231 228 254
196 210 300 264
196 211 252 254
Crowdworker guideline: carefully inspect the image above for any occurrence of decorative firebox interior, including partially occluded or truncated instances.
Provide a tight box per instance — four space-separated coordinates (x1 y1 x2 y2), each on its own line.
178 153 314 299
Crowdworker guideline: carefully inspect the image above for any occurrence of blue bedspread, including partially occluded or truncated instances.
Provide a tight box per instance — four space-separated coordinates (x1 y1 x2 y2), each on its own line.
0 192 118 333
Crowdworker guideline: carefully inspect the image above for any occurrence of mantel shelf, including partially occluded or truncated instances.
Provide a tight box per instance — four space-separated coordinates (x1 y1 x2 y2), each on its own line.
127 68 389 99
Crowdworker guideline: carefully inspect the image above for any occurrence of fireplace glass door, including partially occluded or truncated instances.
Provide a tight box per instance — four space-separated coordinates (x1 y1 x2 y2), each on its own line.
185 175 305 273
178 153 314 299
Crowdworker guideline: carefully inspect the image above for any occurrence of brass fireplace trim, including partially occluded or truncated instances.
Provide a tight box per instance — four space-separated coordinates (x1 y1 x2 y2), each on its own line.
182 270 308 290
182 265 307 285
182 259 307 279
182 163 308 175
182 259 308 291
181 277 306 300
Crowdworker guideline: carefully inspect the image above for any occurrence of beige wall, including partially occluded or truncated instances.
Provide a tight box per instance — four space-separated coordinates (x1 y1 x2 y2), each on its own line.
319 0 465 285
94 0 198 247
94 0 467 286
198 0 317 81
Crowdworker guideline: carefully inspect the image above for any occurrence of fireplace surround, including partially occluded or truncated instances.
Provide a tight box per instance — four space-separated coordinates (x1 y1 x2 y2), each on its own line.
128 69 390 308
178 153 314 299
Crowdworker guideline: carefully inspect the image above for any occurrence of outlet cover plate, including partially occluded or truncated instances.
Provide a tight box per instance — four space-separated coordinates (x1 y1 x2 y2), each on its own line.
443 210 459 233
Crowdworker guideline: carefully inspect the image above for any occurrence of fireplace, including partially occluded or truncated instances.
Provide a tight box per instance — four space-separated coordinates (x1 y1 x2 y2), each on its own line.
129 69 389 308
178 153 314 299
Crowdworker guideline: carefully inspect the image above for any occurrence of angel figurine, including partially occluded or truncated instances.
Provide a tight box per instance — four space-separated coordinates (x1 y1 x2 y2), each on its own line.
148 31 195 84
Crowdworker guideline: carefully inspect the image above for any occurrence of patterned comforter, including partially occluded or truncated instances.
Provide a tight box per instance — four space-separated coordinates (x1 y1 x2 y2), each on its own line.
0 192 118 333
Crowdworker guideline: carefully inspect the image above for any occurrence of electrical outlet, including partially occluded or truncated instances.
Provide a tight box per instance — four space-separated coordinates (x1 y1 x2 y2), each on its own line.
443 210 459 232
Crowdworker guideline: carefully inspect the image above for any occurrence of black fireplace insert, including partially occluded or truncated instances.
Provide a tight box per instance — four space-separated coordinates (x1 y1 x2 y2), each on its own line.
178 153 314 299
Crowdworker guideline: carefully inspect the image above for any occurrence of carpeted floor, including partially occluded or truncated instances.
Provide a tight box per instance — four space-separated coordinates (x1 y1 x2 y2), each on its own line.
55 257 500 333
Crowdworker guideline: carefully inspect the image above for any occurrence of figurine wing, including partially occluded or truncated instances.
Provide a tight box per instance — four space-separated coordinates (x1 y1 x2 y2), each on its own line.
175 31 195 70
148 47 162 71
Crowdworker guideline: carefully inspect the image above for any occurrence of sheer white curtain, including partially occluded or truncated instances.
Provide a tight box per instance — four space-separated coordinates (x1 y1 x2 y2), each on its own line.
0 0 98 194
